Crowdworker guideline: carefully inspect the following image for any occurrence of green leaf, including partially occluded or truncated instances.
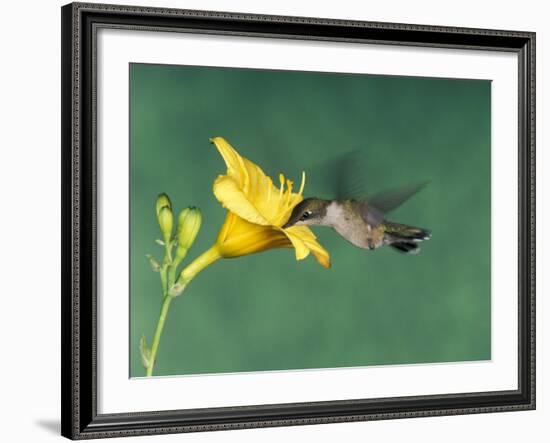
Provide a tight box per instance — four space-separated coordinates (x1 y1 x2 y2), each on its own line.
145 254 161 272
139 335 152 369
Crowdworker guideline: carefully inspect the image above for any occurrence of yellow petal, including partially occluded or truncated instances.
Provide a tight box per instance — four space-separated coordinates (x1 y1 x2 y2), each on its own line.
215 211 331 268
213 176 270 226
286 226 331 268
280 228 310 261
211 137 284 224
305 240 331 269
216 212 288 257
210 136 249 188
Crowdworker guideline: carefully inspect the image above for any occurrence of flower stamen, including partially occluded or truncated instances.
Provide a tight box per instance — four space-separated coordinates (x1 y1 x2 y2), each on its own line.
278 173 285 199
298 171 306 196
285 179 294 207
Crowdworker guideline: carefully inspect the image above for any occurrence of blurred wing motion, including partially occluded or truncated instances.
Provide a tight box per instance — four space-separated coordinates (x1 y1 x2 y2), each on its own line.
359 180 430 227
307 149 372 201
332 150 372 201
368 181 430 214
306 149 429 225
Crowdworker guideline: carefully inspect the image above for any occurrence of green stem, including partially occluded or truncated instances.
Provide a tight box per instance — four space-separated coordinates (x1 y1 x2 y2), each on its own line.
168 263 178 288
160 267 168 294
146 294 173 377
145 245 222 376
165 242 173 263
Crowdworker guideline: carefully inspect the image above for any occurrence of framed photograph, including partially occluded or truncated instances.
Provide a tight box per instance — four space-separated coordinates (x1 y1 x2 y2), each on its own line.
61 2 535 439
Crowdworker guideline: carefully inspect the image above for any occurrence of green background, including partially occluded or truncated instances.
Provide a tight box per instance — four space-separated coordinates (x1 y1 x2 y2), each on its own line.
130 63 491 377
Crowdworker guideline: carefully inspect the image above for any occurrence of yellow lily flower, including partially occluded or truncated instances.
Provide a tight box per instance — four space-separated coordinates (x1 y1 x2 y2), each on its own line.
210 136 331 269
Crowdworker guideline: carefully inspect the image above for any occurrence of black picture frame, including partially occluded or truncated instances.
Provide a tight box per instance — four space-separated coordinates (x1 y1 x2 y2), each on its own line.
61 2 536 439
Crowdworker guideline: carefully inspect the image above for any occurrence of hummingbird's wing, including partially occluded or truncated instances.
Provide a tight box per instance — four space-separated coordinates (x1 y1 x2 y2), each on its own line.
358 181 429 227
368 181 430 214
358 201 386 226
306 150 373 200
304 149 429 223
332 150 371 200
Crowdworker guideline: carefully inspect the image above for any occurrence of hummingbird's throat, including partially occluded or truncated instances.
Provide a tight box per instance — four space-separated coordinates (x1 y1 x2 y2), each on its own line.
323 201 345 228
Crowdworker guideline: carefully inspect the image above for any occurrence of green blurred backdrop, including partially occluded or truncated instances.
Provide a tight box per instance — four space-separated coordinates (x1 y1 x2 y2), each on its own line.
130 63 491 377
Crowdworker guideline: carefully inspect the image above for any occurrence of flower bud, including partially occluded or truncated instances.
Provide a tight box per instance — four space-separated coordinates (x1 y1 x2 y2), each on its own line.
158 206 173 244
175 207 202 262
155 193 172 217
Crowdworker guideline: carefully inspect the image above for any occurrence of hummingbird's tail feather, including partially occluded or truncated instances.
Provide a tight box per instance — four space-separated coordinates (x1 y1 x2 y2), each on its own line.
383 221 431 254
390 241 421 254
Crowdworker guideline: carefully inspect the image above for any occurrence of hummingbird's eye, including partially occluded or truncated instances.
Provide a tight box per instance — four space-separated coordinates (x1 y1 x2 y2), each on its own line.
300 211 311 221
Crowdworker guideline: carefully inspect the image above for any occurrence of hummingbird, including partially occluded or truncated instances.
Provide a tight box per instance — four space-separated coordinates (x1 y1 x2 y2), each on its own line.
283 182 431 254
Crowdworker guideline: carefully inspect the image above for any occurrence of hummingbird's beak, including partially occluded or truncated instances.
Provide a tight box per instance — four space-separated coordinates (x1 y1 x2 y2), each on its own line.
282 218 295 229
